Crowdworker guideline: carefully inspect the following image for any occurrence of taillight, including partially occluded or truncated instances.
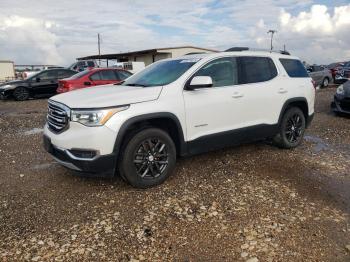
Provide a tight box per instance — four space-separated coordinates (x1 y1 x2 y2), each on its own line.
311 80 317 89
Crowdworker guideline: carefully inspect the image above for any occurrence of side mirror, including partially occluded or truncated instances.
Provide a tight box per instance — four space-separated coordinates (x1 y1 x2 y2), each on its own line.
36 77 41 82
84 81 91 86
187 76 213 90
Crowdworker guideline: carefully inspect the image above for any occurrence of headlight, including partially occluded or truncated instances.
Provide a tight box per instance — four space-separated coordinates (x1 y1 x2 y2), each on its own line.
1 84 15 90
336 84 344 95
71 105 129 126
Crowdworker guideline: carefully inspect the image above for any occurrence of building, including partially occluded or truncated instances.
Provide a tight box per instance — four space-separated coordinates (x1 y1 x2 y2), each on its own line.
77 46 218 66
0 60 15 83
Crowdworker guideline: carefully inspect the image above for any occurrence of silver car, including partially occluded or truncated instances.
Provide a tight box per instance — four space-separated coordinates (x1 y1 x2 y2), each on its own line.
307 65 332 87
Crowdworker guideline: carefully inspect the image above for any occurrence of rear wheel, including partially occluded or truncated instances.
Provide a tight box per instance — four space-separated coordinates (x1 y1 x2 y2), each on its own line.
273 107 306 149
13 87 30 101
118 128 176 188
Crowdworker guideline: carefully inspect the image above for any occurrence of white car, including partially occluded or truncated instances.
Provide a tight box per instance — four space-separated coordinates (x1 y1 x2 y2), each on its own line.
43 49 315 188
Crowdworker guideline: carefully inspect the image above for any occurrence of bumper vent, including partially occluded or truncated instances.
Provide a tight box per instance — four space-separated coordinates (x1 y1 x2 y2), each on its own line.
47 100 70 133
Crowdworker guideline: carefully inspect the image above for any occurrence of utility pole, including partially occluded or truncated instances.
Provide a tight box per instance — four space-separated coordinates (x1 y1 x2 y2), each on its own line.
267 30 277 51
97 33 101 66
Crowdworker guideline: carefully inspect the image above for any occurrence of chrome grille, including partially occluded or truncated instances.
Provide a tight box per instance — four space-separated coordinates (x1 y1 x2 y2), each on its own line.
47 100 70 133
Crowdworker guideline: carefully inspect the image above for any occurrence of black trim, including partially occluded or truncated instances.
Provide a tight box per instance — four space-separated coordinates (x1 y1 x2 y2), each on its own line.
187 124 278 155
113 112 187 156
43 135 116 177
278 97 309 126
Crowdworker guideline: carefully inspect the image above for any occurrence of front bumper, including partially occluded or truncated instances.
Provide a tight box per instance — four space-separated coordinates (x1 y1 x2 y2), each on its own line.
0 89 10 99
331 95 350 114
43 134 117 177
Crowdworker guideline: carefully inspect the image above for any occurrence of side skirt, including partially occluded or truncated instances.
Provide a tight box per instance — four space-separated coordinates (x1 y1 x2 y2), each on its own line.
185 124 279 156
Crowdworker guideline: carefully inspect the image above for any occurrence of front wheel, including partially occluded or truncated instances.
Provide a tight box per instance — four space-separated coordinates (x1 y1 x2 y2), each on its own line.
13 87 30 101
273 107 306 149
118 128 176 188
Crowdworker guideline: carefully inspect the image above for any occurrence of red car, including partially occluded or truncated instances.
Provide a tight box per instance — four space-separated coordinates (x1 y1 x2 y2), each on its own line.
57 68 132 93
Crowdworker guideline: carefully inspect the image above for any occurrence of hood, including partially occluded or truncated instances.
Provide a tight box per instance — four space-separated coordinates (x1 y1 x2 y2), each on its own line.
0 80 25 87
52 84 163 108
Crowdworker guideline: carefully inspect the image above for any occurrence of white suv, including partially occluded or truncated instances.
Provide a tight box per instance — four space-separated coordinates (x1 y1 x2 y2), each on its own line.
43 49 315 188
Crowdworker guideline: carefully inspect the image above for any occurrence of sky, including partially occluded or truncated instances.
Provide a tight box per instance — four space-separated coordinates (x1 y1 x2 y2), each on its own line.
0 0 349 66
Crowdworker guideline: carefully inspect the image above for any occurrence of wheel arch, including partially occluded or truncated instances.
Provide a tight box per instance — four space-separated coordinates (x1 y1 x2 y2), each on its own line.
278 97 310 127
113 112 187 159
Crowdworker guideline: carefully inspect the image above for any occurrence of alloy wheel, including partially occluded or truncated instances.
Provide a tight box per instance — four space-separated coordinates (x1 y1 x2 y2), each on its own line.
14 88 28 100
133 138 169 179
285 113 304 143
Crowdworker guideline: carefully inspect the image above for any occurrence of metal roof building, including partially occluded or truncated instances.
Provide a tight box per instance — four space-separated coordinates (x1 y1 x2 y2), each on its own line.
77 46 218 66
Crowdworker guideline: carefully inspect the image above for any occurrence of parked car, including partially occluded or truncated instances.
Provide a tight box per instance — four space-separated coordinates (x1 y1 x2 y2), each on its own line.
334 61 350 84
68 60 97 72
57 68 132 93
43 49 315 188
327 62 344 82
307 65 332 87
0 69 77 100
331 80 350 115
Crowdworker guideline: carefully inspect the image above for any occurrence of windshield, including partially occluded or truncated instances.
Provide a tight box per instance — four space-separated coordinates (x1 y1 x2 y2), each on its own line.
122 58 200 87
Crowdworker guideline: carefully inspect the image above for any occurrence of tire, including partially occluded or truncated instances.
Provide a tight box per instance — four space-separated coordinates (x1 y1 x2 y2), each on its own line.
118 128 176 188
322 77 329 88
13 87 30 101
273 107 306 149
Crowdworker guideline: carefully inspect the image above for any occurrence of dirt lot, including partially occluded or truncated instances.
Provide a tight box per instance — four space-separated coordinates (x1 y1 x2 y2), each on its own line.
0 88 349 261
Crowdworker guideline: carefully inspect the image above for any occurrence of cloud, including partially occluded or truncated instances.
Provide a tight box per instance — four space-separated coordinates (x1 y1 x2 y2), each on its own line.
0 1 349 65
0 15 63 65
276 4 350 63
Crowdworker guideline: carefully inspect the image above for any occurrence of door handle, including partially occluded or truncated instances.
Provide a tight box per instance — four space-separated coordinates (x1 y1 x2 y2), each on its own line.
232 92 244 98
278 88 288 94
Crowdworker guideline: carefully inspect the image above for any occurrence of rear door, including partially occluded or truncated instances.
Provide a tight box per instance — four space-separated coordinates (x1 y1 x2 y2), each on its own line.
234 56 282 126
99 70 120 84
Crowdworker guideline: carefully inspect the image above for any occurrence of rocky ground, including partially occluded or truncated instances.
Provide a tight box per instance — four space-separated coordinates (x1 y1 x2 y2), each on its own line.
0 88 349 261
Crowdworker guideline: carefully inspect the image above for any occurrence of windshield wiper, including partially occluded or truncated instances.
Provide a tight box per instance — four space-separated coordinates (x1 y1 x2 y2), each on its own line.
114 81 125 85
123 83 148 87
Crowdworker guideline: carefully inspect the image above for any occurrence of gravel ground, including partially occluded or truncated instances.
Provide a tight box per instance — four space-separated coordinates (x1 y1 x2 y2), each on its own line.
0 88 349 261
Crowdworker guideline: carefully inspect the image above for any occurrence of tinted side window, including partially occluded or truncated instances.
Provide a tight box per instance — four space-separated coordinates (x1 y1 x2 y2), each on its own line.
90 72 101 81
87 61 95 67
116 70 132 80
57 70 74 79
38 70 57 80
279 59 309 78
239 57 277 84
100 70 118 80
194 57 238 87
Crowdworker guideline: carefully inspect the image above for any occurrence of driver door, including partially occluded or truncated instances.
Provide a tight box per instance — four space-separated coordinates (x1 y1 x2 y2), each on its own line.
30 70 58 95
183 57 241 144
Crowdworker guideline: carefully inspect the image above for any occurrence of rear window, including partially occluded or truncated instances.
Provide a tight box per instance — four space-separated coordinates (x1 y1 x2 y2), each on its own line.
239 57 277 84
280 59 309 77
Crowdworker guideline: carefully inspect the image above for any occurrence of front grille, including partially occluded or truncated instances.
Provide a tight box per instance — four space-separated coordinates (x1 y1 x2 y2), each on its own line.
47 100 70 133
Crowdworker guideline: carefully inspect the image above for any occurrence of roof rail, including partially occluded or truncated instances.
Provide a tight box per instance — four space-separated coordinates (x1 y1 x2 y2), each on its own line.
225 47 290 55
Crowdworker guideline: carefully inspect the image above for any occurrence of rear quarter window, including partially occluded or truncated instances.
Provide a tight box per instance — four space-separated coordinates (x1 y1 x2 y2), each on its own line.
280 59 309 78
